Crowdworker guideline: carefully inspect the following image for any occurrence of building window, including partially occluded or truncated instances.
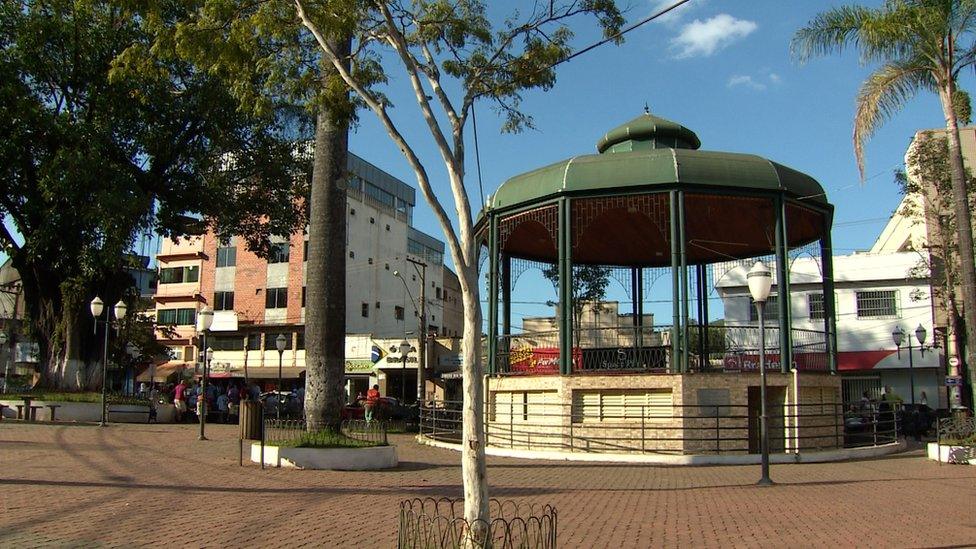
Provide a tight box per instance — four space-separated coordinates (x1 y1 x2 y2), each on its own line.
369 217 375 224
213 291 234 311
368 258 373 265
210 336 244 351
808 293 825 320
246 334 262 350
436 287 442 300
395 306 405 320
157 308 197 326
268 242 290 264
349 251 355 259
265 287 288 309
361 302 369 318
296 332 305 350
385 263 390 270
749 295 779 322
303 241 309 261
158 266 199 284
386 224 390 231
375 301 381 309
216 246 236 268
350 208 356 215
302 287 306 308
856 290 898 318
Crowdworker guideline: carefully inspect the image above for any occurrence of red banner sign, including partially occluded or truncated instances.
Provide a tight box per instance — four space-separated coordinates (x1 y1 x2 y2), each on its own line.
509 346 580 374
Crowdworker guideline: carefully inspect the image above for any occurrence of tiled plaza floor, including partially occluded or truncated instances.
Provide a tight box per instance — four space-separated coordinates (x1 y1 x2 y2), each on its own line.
1 422 974 548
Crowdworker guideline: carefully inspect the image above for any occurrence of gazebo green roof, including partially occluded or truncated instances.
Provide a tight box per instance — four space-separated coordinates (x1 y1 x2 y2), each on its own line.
486 113 827 212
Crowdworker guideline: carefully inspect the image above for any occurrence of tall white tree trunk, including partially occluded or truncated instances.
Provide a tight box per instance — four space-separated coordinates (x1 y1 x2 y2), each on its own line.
457 262 488 526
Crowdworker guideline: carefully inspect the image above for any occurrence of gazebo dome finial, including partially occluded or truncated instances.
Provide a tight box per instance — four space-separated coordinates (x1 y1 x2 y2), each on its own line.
597 112 701 154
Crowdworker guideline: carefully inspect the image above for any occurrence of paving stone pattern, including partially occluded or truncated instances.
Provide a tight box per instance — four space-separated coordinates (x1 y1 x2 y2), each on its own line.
1 423 975 548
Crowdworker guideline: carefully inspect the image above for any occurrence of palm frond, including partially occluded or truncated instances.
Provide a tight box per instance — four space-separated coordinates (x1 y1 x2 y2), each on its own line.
853 61 934 178
792 4 919 65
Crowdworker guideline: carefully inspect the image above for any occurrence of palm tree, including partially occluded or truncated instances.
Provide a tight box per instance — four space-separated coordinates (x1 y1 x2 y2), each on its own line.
793 0 976 407
304 36 354 433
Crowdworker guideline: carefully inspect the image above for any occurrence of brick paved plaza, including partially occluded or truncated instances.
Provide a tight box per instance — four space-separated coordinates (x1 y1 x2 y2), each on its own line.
1 422 975 548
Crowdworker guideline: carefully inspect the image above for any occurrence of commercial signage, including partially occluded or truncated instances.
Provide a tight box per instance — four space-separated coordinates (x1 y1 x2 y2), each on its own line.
949 357 960 368
509 346 580 373
722 352 828 372
945 376 963 387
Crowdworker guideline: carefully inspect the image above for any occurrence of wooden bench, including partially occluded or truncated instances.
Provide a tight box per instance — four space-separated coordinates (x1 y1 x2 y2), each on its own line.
24 405 42 421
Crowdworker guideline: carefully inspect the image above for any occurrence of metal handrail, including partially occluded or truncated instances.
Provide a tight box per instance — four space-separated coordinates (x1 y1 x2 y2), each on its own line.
419 400 898 455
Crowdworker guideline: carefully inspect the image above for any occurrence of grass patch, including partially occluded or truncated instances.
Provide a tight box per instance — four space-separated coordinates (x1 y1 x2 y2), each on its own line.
271 430 386 449
7 392 148 406
941 436 976 446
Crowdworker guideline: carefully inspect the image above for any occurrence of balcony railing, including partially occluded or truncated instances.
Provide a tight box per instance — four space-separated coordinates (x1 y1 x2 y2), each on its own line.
493 324 829 375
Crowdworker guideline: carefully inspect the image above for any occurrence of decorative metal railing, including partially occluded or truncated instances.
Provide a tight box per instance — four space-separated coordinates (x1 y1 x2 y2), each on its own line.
493 324 829 374
420 400 898 455
398 498 557 549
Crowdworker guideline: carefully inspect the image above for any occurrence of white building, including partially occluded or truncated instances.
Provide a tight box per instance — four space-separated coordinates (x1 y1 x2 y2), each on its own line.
716 243 944 407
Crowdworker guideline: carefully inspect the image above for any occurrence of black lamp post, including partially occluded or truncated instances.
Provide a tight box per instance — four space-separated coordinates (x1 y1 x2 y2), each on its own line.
748 261 773 486
276 333 287 419
196 306 213 440
90 297 127 427
0 331 8 394
390 340 415 403
394 260 428 404
893 324 927 405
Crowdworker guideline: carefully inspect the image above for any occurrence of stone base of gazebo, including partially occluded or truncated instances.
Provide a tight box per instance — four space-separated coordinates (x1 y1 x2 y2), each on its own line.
484 372 842 455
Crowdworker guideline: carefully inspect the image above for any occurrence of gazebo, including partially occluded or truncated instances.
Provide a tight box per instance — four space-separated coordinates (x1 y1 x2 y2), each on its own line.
472 112 845 455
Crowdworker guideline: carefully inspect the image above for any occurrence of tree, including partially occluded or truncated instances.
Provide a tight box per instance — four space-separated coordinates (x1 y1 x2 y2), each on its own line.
0 1 307 388
793 0 976 408
543 264 612 344
145 1 366 432
897 132 976 404
294 0 624 526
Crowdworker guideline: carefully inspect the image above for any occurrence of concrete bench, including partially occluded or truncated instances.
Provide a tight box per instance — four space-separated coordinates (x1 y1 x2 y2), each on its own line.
0 403 8 420
44 404 62 421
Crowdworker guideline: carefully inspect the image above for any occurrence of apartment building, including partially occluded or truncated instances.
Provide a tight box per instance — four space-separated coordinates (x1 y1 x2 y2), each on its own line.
151 153 462 400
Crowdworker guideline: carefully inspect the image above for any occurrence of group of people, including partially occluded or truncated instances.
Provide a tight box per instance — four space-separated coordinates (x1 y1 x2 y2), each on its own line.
140 380 266 423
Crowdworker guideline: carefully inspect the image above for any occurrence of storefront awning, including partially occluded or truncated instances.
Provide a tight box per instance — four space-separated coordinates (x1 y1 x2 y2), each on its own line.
196 367 306 379
137 362 193 382
838 349 943 371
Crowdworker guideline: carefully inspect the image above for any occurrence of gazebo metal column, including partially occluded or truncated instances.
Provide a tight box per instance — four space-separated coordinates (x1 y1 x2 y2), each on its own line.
820 211 838 373
774 195 793 374
501 253 512 347
487 215 500 375
558 197 573 376
678 191 690 374
696 264 709 371
669 190 681 374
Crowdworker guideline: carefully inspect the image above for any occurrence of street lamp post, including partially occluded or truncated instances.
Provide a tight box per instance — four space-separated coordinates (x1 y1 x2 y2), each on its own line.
748 261 774 486
893 324 928 405
0 331 8 394
196 306 214 440
90 297 127 427
276 334 287 420
391 340 415 403
394 258 427 404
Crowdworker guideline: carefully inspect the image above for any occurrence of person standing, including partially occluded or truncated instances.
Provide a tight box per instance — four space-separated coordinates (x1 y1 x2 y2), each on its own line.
364 384 381 423
173 379 188 422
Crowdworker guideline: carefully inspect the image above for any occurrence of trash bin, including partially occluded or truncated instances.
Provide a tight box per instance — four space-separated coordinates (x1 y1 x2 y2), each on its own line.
239 400 263 440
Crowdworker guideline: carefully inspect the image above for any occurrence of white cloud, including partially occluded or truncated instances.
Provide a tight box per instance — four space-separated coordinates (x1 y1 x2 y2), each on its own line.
650 0 699 25
671 14 757 58
727 71 783 92
728 75 766 90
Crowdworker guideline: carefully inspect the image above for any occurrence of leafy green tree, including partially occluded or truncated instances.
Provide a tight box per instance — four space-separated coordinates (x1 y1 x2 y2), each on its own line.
141 1 365 432
793 0 976 407
543 264 612 344
897 133 976 404
294 0 623 526
0 0 307 388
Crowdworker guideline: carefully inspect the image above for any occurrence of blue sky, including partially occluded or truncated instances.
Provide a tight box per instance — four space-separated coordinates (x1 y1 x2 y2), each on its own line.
350 0 964 261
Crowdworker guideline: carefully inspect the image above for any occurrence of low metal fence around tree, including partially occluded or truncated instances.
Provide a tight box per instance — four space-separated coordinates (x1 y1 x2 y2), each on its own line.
421 400 899 455
263 418 389 447
398 498 557 549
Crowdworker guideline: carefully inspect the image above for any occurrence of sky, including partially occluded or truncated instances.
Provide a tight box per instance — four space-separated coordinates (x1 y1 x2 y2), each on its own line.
341 0 971 326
